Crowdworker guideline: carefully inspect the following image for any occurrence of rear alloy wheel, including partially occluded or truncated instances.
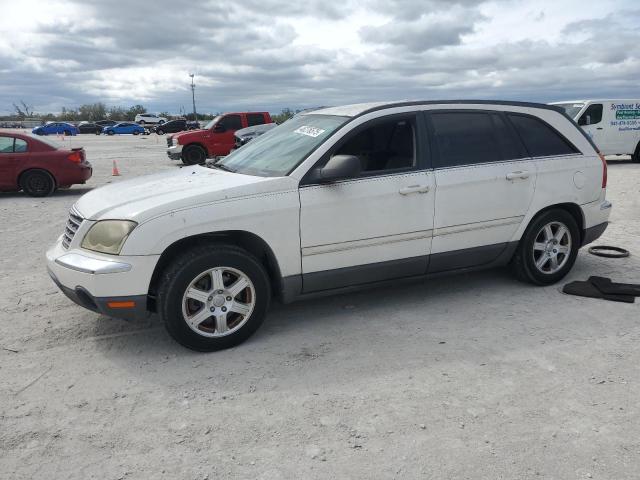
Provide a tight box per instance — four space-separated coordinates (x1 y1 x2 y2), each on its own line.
158 245 271 351
107 130 115 136
156 129 164 135
182 145 206 165
21 170 56 197
511 209 580 285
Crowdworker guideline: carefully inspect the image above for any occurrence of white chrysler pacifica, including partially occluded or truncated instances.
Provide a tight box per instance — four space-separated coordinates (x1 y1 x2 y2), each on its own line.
47 101 612 351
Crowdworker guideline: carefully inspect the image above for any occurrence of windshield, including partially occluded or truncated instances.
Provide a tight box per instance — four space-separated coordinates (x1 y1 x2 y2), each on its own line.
29 133 59 149
204 116 221 129
555 103 585 119
215 114 348 177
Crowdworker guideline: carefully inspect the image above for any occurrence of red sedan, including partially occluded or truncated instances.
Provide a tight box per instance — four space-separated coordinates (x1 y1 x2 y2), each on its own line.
0 131 92 197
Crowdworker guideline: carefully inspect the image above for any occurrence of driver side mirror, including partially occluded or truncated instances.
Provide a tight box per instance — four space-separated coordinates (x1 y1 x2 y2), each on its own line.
213 124 226 133
309 155 361 183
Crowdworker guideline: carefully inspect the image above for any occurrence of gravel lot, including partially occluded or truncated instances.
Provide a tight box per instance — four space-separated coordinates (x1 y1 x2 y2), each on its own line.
1 131 639 479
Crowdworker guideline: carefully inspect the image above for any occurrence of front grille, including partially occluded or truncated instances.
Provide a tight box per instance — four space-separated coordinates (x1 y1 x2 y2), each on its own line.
62 207 84 249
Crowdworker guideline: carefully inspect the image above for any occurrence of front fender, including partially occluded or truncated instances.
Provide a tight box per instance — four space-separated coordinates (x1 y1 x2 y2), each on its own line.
120 189 302 277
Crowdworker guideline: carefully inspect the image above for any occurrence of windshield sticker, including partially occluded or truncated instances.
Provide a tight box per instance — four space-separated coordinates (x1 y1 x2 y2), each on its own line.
294 126 326 138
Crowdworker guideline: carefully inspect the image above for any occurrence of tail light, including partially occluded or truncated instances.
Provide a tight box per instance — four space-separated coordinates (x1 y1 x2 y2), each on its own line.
598 151 607 188
67 151 82 164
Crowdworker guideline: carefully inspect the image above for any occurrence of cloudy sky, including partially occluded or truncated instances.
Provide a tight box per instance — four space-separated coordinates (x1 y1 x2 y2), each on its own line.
0 0 638 115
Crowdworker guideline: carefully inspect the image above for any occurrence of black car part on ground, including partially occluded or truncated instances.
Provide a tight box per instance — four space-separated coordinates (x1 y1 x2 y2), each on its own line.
588 245 630 258
563 276 640 303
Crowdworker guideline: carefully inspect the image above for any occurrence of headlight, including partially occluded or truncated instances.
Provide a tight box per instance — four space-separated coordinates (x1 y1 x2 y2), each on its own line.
81 220 137 255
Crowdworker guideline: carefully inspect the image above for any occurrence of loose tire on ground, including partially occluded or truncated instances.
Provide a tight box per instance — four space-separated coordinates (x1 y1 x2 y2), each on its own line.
182 145 206 165
157 244 271 351
511 209 580 285
21 169 56 197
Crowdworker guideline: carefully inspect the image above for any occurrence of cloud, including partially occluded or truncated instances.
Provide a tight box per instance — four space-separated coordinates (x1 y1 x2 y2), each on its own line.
0 1 639 115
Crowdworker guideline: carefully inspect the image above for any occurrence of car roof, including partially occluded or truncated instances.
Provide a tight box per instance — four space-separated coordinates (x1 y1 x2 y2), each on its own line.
308 100 565 118
550 99 639 104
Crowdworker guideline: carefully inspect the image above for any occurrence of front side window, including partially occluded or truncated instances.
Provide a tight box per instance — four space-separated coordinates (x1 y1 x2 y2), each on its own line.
247 113 266 127
332 116 416 173
430 112 503 168
578 103 603 125
555 103 585 119
0 137 14 153
508 114 578 157
216 114 347 177
219 115 243 131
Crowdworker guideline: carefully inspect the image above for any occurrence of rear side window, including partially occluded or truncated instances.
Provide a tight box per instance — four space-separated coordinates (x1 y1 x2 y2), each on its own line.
247 113 266 127
578 103 603 125
14 139 28 152
508 114 578 157
219 114 243 130
430 112 502 168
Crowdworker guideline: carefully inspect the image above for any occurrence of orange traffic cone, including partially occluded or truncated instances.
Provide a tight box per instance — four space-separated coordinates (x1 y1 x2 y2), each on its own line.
112 160 121 176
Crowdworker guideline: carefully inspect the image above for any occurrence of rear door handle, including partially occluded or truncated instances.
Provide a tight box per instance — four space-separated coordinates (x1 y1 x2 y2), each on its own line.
399 184 430 195
505 171 530 180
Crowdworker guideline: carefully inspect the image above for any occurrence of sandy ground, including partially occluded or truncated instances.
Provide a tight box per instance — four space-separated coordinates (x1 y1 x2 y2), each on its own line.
1 131 639 479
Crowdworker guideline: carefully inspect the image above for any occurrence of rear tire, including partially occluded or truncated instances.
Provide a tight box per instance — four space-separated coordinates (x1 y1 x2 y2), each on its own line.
139 120 145 125
107 130 115 136
156 129 164 135
133 130 140 135
182 145 206 165
21 169 56 197
158 245 271 351
511 209 580 285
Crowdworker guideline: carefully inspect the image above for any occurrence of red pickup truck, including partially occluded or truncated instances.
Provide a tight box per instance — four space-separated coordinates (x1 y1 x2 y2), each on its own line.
167 112 272 165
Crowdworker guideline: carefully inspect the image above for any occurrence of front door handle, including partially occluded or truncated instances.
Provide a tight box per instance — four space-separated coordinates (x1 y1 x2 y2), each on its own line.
505 171 530 181
399 184 430 195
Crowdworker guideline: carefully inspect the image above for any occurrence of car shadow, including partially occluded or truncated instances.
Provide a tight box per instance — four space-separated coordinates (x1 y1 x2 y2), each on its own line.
0 186 93 198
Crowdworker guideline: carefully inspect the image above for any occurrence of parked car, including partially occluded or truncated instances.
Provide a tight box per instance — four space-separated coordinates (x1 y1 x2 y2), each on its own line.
551 99 640 162
95 120 117 128
135 114 167 125
154 119 189 135
47 100 611 351
103 122 146 135
187 121 201 130
0 132 91 196
32 122 79 136
167 112 272 164
78 122 102 135
233 123 277 150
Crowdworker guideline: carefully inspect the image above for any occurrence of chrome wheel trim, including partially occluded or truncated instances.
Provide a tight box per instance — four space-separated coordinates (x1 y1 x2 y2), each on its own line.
181 266 255 338
532 221 572 274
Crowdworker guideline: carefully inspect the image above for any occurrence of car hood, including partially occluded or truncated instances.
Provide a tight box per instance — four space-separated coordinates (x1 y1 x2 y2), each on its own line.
173 129 208 142
74 166 296 222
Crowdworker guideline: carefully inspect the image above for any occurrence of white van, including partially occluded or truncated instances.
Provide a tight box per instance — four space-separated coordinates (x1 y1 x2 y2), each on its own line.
551 100 640 162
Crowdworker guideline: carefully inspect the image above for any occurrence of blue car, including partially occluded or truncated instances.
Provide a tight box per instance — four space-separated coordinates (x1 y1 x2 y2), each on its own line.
32 122 79 136
103 122 146 135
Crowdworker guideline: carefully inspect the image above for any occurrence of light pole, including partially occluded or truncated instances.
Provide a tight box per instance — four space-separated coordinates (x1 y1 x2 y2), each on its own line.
189 73 197 122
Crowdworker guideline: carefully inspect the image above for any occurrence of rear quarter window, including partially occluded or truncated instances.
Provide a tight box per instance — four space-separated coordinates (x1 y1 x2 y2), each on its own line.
508 114 579 157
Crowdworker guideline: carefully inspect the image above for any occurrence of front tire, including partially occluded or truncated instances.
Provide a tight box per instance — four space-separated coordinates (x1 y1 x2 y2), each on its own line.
182 145 206 165
133 130 140 135
158 245 271 351
21 169 56 197
138 120 145 125
511 209 580 285
632 142 640 163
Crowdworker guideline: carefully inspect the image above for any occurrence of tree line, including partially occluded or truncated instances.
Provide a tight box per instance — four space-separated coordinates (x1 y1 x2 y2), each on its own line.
4 99 299 124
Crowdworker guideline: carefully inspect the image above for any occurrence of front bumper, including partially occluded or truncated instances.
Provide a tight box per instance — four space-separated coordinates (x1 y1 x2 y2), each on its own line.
167 143 183 160
46 239 160 320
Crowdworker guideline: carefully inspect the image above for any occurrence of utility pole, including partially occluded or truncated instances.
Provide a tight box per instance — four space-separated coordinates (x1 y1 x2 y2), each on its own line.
189 73 197 122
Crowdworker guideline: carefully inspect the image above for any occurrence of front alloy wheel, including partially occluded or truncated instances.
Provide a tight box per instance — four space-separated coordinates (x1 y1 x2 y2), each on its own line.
182 267 255 337
158 245 271 351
